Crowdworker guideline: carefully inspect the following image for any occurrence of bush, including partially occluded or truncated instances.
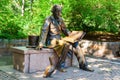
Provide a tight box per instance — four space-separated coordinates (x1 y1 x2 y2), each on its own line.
67 0 120 34
1 0 120 39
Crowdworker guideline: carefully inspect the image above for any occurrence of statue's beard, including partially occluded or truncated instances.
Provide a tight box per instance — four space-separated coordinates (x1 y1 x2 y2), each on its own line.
53 13 61 19
54 15 61 19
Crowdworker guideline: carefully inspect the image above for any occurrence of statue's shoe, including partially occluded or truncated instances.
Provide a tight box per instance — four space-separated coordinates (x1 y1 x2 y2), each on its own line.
80 66 94 72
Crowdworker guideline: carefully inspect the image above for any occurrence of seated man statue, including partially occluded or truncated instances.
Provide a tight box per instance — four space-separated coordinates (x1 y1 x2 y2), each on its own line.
36 4 94 78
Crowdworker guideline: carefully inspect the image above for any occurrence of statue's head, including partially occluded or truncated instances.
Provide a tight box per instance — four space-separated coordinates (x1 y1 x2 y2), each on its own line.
51 4 62 19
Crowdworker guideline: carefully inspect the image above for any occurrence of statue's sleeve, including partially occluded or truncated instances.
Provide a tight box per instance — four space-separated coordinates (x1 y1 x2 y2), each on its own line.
60 19 71 36
39 18 51 46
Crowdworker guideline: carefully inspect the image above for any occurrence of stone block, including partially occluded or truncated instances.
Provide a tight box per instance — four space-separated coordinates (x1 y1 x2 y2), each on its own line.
11 47 72 73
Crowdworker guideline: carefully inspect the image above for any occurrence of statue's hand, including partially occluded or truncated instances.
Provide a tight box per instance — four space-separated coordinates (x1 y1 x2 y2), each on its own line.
36 42 43 50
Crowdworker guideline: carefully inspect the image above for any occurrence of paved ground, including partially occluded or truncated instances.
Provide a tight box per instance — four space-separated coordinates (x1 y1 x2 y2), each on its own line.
0 57 120 80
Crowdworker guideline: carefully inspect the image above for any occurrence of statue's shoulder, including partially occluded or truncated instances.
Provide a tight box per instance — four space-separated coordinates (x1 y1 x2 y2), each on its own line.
44 16 52 23
59 17 64 22
46 16 51 20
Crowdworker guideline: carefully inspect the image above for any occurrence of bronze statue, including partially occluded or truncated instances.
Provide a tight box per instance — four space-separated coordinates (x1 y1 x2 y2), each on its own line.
36 4 94 78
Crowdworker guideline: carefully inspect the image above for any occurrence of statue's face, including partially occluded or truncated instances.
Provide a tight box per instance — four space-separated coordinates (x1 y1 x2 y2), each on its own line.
53 10 61 19
52 5 62 19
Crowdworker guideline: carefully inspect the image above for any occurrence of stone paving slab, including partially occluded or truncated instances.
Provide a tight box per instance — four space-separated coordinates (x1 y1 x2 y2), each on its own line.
0 70 18 80
0 57 120 80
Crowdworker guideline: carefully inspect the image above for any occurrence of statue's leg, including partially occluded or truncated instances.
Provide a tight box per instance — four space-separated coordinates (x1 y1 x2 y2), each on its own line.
72 42 94 72
43 42 70 78
56 43 70 72
43 55 58 78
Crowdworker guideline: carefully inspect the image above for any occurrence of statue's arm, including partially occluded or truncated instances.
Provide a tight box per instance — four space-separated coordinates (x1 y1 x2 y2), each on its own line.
38 18 51 48
60 19 71 36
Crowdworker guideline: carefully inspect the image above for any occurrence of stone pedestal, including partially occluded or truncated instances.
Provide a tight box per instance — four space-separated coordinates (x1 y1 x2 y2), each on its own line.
11 47 72 73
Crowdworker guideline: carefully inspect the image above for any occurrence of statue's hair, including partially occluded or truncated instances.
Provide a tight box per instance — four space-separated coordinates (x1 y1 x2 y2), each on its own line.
51 4 62 12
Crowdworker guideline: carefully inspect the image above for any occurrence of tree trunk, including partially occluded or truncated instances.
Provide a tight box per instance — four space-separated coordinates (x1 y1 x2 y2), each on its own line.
21 0 25 16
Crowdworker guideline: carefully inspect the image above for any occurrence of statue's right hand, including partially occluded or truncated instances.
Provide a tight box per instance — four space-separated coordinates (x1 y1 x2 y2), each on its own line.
36 42 43 50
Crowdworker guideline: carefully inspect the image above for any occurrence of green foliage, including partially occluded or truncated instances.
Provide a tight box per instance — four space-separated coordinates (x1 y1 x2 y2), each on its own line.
0 20 26 39
0 0 120 39
0 0 26 39
68 0 120 34
0 0 71 39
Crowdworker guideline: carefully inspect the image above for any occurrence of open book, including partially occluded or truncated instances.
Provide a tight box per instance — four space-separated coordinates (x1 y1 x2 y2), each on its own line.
62 31 86 43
